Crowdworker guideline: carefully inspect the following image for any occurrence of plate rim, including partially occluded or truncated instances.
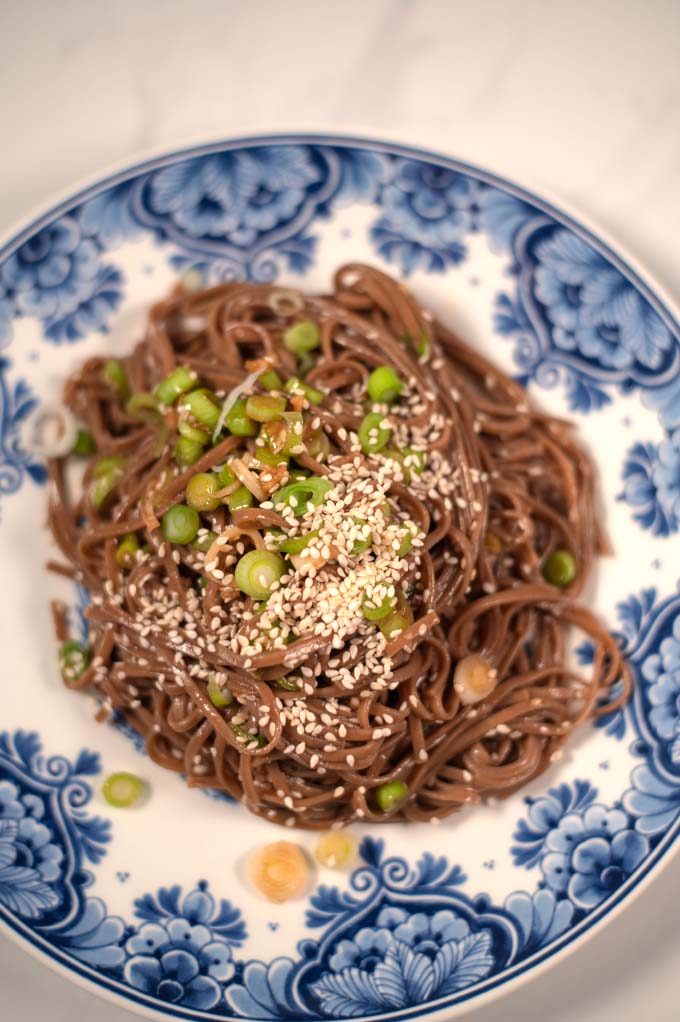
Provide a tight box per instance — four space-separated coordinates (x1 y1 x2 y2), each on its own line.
1 130 679 1021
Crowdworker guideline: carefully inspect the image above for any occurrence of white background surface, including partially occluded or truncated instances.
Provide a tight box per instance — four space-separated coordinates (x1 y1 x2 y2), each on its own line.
1 1 679 1019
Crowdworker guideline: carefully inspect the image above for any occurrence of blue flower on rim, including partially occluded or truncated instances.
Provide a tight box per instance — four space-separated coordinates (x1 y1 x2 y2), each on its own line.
641 612 680 763
619 440 678 537
542 805 648 909
0 282 14 347
147 147 322 247
1 218 99 322
313 905 494 1015
0 780 63 882
123 917 234 1009
370 160 475 273
533 229 673 372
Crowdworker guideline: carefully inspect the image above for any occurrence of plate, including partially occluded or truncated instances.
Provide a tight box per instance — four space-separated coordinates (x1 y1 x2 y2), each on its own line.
1 134 680 1022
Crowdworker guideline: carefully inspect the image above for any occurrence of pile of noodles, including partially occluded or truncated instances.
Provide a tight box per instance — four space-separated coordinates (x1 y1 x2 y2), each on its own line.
47 264 629 828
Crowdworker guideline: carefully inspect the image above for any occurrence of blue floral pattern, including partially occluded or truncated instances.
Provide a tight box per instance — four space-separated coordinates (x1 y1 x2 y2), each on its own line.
0 359 46 498
619 430 680 536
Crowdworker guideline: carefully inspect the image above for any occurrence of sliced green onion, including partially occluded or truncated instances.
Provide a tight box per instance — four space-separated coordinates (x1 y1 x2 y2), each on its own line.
208 674 234 708
245 395 287 423
416 333 430 358
116 532 140 569
192 529 218 553
358 412 391 454
362 592 395 621
278 530 319 554
351 519 373 555
367 366 404 404
373 780 408 814
396 532 413 557
102 359 130 400
235 550 286 600
231 724 267 748
222 397 257 437
161 504 200 545
186 472 220 512
155 366 197 406
284 376 324 405
217 463 237 488
59 640 90 681
259 368 284 391
126 392 161 423
72 429 95 456
174 437 204 467
275 676 301 691
90 456 126 508
272 477 333 515
227 486 253 513
102 772 144 808
379 591 414 639
304 427 330 463
255 447 289 467
178 417 210 443
283 319 321 354
543 550 577 588
180 388 222 430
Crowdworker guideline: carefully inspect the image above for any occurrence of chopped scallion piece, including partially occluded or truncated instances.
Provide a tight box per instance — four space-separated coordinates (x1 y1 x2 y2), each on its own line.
542 550 577 588
174 437 204 467
272 477 333 515
102 359 130 400
362 592 395 621
358 412 391 454
155 366 197 406
367 365 404 404
278 530 319 554
186 472 220 512
116 532 140 569
126 392 161 422
59 640 90 681
207 674 233 708
235 550 286 600
161 504 200 545
373 780 408 814
284 376 324 404
259 368 284 391
245 395 287 422
180 388 222 430
102 772 145 808
222 397 257 437
227 486 253 513
283 319 321 354
192 530 218 553
72 429 95 456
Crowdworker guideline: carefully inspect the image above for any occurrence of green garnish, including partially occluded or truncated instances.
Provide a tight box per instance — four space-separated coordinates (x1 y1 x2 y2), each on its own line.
245 395 287 423
235 550 286 600
186 472 221 512
180 388 222 430
542 550 577 588
379 591 414 639
227 486 254 513
102 772 144 808
161 504 200 545
275 677 301 691
90 456 126 509
192 530 218 553
125 392 161 423
367 366 404 404
362 592 395 621
284 376 324 405
396 532 413 557
255 447 290 467
72 429 95 456
351 519 373 555
258 368 284 391
178 417 210 444
231 724 267 748
116 532 140 569
217 463 236 487
207 674 233 708
155 366 197 406
358 412 391 454
278 530 320 554
102 359 130 400
222 397 258 437
174 437 204 467
59 640 90 681
373 780 408 814
272 477 333 515
283 320 321 354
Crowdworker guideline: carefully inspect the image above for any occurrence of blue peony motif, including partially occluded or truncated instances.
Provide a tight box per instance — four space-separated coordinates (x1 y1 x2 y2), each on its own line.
619 439 678 536
533 230 673 373
370 159 476 274
0 362 48 497
540 805 648 909
124 882 245 1010
0 281 14 347
641 612 680 763
0 216 123 344
147 147 322 246
312 906 494 1016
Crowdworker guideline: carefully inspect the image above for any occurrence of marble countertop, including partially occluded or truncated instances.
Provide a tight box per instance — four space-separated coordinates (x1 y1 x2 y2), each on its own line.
1 1 679 1019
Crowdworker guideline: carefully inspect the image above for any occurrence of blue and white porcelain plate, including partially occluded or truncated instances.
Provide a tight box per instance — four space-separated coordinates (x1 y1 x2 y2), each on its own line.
1 134 680 1021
